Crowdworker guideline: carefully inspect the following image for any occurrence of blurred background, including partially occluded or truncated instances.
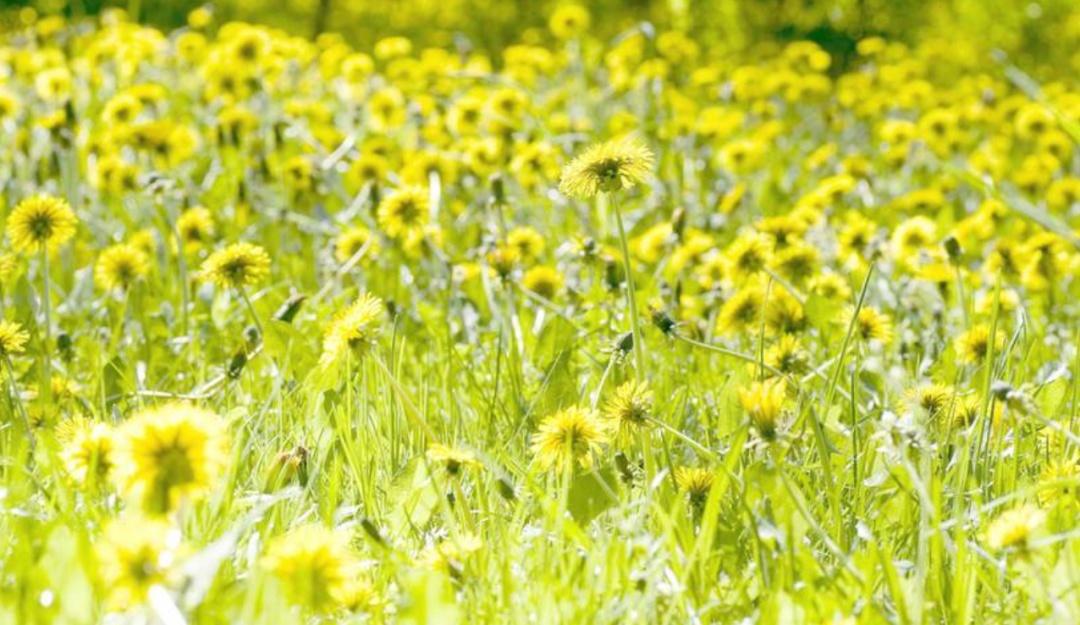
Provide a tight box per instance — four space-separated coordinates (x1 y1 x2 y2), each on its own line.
1 0 1077 73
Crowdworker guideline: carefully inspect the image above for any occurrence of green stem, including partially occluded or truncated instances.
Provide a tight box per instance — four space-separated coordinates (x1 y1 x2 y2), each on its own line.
610 193 645 376
39 249 52 407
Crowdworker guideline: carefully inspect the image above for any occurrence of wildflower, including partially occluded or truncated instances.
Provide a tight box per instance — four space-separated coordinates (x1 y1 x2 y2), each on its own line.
724 232 773 282
114 403 230 514
521 265 564 300
765 334 808 374
716 285 764 336
531 405 608 471
549 4 590 40
0 320 30 356
559 137 654 199
418 533 483 577
59 418 116 487
984 505 1045 552
176 206 215 251
200 242 271 288
602 380 653 443
909 383 954 419
97 516 183 609
334 225 381 265
808 272 851 301
506 226 546 261
848 306 893 345
263 524 360 613
954 324 1005 364
1038 459 1079 508
6 195 78 253
377 186 429 241
320 293 384 367
426 443 481 476
738 378 787 440
95 243 150 292
675 466 715 507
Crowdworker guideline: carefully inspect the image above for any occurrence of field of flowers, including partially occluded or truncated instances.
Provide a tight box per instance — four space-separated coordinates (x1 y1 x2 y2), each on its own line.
1 2 1079 624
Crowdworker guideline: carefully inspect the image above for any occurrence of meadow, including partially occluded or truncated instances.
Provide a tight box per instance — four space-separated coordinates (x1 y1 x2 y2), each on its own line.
0 2 1079 623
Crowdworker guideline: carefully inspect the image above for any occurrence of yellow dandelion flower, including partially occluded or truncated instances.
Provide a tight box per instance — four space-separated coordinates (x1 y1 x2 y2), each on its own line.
320 293 384 367
738 377 787 440
675 466 715 507
114 402 230 514
716 285 764 336
377 186 429 240
418 533 483 577
602 380 653 443
95 243 150 292
531 405 608 471
559 137 654 199
426 443 481 476
549 4 590 40
909 383 955 419
954 324 1005 364
984 505 1045 552
177 206 215 251
764 334 808 374
506 226 546 261
848 306 893 345
97 516 183 609
724 232 773 283
521 265 564 300
1038 459 1079 508
60 418 116 487
334 225 381 265
200 242 271 288
0 320 30 356
6 194 78 254
262 523 360 613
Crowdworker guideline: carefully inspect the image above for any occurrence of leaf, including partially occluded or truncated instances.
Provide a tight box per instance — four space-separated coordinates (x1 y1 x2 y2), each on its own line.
566 467 618 524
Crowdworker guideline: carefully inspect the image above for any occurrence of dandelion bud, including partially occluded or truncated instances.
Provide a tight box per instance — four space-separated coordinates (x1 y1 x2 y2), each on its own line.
943 235 962 261
273 293 306 323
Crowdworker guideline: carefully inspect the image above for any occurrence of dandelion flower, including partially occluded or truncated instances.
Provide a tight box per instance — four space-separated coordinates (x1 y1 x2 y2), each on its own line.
426 443 481 476
738 378 786 440
6 195 78 253
848 306 893 345
1038 459 1079 508
97 516 183 609
95 243 150 292
262 523 360 613
114 402 230 514
984 505 1045 552
909 383 954 419
60 418 116 487
602 380 653 443
531 405 608 471
417 533 483 577
377 186 429 240
334 225 381 265
200 242 270 288
954 324 1005 364
521 265 564 300
675 466 715 507
549 4 590 40
320 293 384 367
0 320 29 356
559 137 654 199
177 206 215 251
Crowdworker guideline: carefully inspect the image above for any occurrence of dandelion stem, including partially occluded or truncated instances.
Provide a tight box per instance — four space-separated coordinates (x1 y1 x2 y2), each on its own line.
39 248 53 407
238 287 264 338
609 193 645 376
